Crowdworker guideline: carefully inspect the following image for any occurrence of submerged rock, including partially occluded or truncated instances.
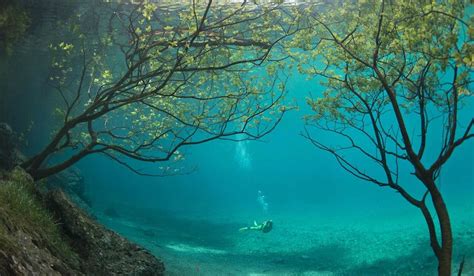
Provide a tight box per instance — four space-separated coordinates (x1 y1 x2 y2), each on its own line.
0 123 17 171
45 166 92 208
0 230 75 275
0 123 26 176
47 189 165 275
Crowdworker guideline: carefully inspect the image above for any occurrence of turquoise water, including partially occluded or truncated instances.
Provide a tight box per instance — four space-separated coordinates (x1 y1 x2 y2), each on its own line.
1 1 473 275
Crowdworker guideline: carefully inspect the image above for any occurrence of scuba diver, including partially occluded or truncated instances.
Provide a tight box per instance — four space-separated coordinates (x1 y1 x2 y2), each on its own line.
239 220 273 233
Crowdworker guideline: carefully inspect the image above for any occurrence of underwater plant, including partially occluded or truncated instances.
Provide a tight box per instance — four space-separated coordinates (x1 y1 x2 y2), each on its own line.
295 0 473 275
20 0 300 180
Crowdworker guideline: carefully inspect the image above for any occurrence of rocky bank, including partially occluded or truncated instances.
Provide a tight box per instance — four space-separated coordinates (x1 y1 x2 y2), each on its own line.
0 123 165 275
0 168 165 275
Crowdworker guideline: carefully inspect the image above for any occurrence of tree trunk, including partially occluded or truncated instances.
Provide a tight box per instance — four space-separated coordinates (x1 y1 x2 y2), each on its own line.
432 190 452 276
424 177 453 276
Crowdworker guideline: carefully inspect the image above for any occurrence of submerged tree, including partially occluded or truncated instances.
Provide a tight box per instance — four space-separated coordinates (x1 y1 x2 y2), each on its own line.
21 0 300 180
295 0 473 274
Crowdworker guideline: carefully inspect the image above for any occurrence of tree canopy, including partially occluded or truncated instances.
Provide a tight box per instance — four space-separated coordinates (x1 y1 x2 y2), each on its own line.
297 0 473 185
22 0 300 179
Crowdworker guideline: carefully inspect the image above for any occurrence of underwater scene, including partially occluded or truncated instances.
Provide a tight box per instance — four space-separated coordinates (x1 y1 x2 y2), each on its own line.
0 0 473 275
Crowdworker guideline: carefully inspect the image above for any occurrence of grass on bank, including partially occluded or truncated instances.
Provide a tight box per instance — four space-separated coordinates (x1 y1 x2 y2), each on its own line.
0 167 79 267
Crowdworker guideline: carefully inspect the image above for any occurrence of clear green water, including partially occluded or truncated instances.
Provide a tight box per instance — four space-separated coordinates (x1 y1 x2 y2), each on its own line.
1 1 473 275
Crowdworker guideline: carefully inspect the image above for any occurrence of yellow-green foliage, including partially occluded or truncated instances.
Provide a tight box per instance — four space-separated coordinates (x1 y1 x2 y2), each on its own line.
292 0 473 123
0 168 79 265
43 0 296 176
